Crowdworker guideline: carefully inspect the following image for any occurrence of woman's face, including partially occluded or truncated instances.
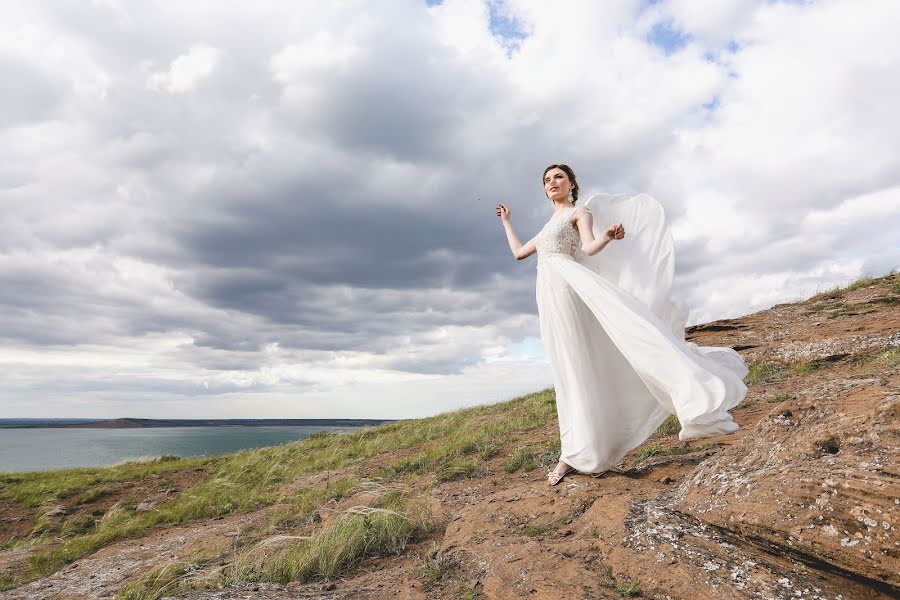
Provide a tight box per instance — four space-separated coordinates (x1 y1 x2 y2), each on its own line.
543 167 573 202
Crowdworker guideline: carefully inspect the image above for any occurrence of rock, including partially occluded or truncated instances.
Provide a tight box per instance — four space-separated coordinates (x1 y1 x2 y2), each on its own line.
673 390 900 589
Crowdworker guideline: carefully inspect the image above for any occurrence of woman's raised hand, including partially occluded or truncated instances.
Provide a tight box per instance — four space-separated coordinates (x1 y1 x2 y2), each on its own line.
605 223 625 241
496 203 511 222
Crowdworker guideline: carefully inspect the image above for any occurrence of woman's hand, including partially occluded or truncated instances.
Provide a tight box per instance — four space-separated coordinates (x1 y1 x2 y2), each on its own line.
605 223 625 241
496 203 511 223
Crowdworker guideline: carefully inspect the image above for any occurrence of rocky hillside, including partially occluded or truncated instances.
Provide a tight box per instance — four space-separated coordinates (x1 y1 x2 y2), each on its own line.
1 272 897 600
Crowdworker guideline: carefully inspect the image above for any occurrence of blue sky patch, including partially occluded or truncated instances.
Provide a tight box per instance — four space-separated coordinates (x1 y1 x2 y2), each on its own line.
647 19 692 55
703 95 721 111
487 1 528 43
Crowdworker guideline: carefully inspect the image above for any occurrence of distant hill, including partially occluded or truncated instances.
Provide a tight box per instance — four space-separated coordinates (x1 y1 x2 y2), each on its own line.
0 417 396 429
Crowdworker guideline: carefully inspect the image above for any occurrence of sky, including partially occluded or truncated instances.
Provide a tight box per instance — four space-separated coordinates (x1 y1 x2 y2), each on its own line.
1 0 898 419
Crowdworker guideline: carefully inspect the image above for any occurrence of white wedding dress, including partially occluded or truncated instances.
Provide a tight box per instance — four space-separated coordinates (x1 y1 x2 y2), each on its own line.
534 193 748 474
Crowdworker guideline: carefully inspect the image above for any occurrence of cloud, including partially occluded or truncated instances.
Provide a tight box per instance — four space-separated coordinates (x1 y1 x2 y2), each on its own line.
146 44 221 93
0 0 896 418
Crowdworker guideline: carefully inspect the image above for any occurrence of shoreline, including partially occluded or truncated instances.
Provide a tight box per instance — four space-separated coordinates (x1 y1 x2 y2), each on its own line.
0 418 397 429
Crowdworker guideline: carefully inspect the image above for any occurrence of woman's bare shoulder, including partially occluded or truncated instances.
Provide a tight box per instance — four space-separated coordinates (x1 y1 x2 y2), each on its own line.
570 204 591 223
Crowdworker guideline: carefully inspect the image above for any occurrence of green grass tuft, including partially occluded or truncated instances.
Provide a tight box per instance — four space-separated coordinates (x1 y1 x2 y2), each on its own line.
631 442 718 466
504 447 537 473
603 566 642 597
224 487 433 586
881 347 900 369
768 393 794 403
744 360 787 384
654 415 680 437
412 541 462 591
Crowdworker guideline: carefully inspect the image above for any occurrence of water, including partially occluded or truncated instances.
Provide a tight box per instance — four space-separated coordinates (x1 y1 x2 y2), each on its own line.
0 426 358 473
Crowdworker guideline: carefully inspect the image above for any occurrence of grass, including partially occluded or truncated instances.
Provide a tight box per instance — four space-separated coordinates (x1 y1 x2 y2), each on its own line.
117 557 220 600
436 458 482 482
516 500 592 538
884 274 900 295
769 393 794 403
520 514 569 537
633 444 662 462
2 388 560 591
631 443 718 466
504 447 537 473
807 268 898 303
376 388 559 482
117 484 435 598
612 578 642 597
850 346 900 374
223 486 433 586
808 299 844 312
844 274 878 291
654 415 680 437
744 360 788 385
604 566 642 597
412 540 463 591
787 359 823 376
881 347 900 369
539 437 562 467
0 454 214 513
744 356 836 386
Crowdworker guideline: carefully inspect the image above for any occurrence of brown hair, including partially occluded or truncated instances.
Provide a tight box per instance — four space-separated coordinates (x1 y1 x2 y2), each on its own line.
542 164 579 204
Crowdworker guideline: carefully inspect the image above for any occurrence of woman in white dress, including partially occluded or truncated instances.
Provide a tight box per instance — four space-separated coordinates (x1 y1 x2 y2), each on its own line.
496 164 748 486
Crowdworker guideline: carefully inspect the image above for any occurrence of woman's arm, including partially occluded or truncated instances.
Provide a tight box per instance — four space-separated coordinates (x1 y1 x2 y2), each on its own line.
497 203 537 260
574 210 623 256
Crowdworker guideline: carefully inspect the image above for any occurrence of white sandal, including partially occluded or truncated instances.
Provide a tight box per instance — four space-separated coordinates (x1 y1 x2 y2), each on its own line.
547 464 576 486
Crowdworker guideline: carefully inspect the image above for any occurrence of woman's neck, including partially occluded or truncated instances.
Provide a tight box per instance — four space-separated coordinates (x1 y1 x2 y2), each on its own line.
551 201 573 214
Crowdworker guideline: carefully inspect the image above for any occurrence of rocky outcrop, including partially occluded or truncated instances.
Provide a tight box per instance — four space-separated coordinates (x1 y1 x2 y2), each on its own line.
674 381 899 590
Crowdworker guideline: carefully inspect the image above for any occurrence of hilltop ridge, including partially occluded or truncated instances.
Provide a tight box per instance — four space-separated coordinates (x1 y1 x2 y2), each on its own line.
1 271 897 599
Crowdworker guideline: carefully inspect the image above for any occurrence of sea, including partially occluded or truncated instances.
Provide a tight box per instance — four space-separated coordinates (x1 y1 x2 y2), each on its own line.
0 420 373 474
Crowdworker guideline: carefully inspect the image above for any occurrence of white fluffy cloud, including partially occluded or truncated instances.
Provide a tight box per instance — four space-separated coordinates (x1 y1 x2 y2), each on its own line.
0 0 897 418
147 44 221 93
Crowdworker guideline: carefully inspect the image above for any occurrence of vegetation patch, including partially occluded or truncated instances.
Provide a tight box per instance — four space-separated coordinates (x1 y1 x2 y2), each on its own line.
3 389 560 588
520 514 569 537
633 444 662 462
504 447 537 473
412 540 463 591
808 299 844 312
844 274 877 291
768 393 794 403
224 486 433 586
538 438 562 468
603 566 642 597
744 360 788 385
848 346 900 374
654 415 680 437
631 443 718 466
436 459 482 483
881 347 900 369
117 557 221 600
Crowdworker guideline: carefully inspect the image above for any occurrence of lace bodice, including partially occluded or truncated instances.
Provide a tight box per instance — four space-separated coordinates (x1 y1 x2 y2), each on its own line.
535 205 591 258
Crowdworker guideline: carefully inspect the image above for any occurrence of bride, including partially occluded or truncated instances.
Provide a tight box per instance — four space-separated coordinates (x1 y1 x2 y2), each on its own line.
496 164 748 486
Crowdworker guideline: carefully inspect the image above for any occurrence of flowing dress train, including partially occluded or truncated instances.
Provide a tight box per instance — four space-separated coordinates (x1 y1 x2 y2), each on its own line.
534 193 748 475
